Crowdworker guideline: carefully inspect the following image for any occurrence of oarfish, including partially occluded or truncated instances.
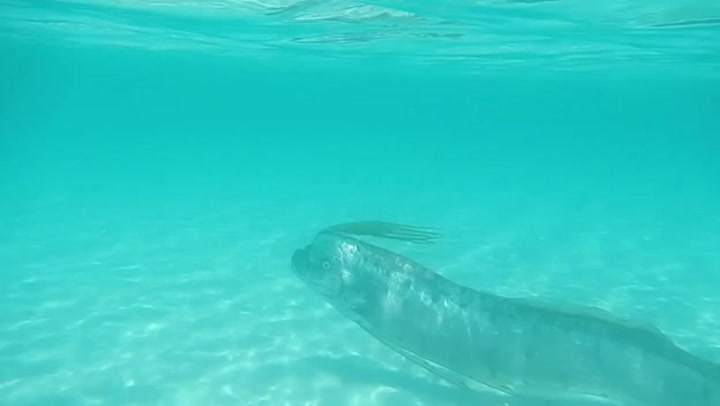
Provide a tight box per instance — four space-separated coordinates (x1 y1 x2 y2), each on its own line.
290 221 720 405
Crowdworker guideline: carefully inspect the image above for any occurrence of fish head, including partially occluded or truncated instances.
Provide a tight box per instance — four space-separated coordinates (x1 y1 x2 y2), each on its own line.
291 232 372 305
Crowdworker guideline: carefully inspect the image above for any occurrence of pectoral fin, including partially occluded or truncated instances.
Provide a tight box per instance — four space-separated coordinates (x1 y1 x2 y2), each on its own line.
358 324 514 397
405 350 514 396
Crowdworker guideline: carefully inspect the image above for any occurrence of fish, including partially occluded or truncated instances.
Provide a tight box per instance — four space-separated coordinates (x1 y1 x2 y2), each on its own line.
290 221 720 405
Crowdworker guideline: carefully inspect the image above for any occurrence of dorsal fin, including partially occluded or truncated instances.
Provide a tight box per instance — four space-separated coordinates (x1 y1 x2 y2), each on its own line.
320 221 441 244
511 296 674 343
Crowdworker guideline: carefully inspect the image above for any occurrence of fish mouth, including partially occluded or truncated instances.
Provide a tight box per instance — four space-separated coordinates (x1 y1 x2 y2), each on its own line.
291 247 308 276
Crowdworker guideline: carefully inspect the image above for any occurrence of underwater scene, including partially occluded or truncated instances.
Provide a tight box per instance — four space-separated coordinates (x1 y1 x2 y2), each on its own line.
1 0 719 405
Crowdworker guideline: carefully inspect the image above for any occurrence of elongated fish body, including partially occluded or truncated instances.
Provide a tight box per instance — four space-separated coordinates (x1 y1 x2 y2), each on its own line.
291 228 720 405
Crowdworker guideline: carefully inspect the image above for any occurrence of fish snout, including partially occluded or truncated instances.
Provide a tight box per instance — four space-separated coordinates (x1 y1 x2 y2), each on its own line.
291 247 308 276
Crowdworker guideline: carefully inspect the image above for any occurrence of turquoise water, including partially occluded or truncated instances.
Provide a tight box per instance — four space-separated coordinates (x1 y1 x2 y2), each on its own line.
1 1 720 405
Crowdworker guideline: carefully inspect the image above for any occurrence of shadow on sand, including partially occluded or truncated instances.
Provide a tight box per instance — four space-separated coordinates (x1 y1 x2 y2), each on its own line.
253 353 617 406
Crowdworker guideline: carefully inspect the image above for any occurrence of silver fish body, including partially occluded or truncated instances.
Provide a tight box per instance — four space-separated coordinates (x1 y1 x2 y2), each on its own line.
291 230 720 405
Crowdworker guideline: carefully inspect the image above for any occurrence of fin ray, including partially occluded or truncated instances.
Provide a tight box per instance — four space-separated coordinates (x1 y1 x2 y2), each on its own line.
355 323 514 397
321 221 441 244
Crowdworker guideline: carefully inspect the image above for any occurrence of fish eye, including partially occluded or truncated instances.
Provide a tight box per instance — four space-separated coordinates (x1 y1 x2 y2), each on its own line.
321 260 331 270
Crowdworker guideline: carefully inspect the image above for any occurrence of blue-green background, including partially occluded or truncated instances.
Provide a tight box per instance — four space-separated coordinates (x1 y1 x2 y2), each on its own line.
1 15 720 405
